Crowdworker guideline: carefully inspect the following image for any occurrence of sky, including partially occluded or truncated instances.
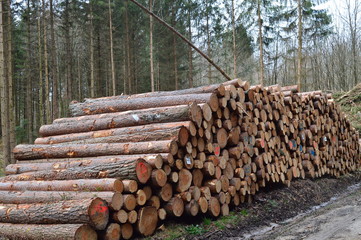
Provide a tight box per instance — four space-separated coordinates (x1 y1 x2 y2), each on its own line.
318 0 360 30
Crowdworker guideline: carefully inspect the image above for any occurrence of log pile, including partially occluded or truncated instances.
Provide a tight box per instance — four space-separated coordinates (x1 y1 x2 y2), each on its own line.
0 79 360 239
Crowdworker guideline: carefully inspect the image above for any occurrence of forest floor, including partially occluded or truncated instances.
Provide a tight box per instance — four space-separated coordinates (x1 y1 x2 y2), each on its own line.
149 172 361 240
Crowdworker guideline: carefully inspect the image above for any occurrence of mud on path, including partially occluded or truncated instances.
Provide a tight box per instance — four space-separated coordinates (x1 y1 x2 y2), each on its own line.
170 172 361 240
246 182 361 240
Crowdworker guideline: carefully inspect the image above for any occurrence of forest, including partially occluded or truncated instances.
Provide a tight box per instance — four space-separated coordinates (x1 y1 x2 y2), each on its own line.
0 0 360 165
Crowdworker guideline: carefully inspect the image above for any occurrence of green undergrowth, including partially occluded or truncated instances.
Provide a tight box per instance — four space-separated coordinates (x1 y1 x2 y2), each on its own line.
149 210 248 240
334 86 361 132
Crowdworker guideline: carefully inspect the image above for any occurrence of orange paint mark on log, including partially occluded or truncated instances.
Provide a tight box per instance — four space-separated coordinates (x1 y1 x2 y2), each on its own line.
214 146 220 156
138 162 148 175
95 203 108 213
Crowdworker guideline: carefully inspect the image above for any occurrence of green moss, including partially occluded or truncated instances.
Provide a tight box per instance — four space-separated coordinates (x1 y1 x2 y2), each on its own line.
185 224 206 235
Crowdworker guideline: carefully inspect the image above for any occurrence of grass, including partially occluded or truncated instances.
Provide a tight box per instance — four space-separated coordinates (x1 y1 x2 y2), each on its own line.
153 210 249 239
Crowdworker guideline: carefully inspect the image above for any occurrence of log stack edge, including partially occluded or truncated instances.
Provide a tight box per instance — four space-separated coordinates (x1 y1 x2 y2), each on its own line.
0 79 360 239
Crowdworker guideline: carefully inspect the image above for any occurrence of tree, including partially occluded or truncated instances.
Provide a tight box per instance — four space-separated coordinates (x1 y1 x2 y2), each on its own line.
282 0 332 90
341 0 360 87
0 0 15 165
149 0 155 92
108 0 116 95
50 0 59 120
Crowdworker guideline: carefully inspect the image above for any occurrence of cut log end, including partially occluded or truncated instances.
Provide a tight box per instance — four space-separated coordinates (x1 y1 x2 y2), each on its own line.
178 127 190 146
136 159 152 184
88 198 109 230
177 169 193 192
102 223 121 240
137 207 158 236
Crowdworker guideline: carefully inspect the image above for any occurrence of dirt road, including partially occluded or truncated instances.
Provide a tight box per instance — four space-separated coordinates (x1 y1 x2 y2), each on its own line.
243 183 361 240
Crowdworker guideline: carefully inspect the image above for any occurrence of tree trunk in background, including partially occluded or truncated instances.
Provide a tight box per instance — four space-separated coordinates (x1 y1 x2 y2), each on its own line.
26 0 33 143
65 0 73 105
187 1 193 88
37 16 44 127
77 55 82 100
172 6 178 90
90 2 95 98
50 0 59 120
0 0 10 166
345 0 359 87
297 0 303 91
7 0 15 159
231 0 237 78
257 0 264 86
108 0 116 96
42 0 51 124
125 0 132 94
149 0 155 92
206 9 211 84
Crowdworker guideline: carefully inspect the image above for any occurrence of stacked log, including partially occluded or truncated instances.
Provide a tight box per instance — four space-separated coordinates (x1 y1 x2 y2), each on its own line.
0 79 359 239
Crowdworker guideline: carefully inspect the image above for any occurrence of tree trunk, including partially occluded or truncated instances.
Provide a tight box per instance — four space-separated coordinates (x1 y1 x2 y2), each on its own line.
26 0 33 143
108 0 116 96
90 2 95 98
50 0 59 120
0 178 123 192
257 0 264 85
37 15 44 127
187 0 193 88
64 0 73 105
36 122 192 145
69 93 218 116
0 223 97 240
172 6 178 90
297 0 302 91
42 0 51 123
0 198 109 230
6 0 15 164
125 0 132 94
40 104 200 136
231 0 237 78
206 9 212 84
13 140 179 160
149 0 155 92
3 158 152 183
0 0 10 166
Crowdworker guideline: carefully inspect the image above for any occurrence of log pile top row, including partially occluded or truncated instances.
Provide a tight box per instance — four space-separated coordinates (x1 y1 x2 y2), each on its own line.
0 79 360 239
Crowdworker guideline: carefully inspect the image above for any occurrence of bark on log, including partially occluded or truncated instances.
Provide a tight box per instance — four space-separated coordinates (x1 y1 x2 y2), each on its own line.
83 82 228 104
9 154 169 174
0 191 123 210
69 93 218 116
2 158 152 184
41 104 200 136
0 198 109 230
14 141 178 160
0 223 97 240
0 178 123 192
36 122 194 145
